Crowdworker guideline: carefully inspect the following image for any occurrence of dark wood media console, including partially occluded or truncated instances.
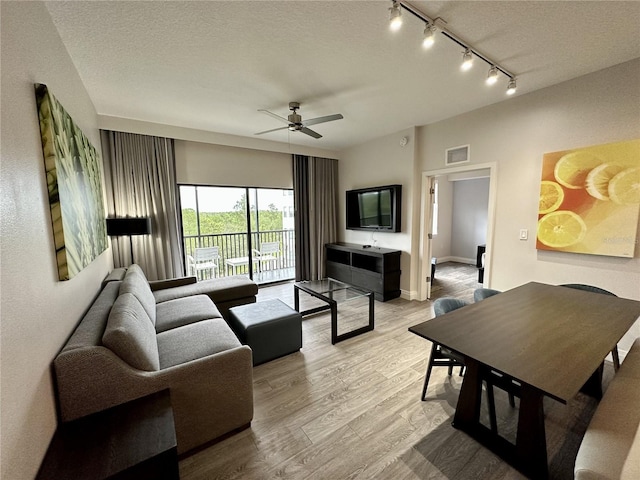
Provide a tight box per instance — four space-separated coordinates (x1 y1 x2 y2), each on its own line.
325 242 401 301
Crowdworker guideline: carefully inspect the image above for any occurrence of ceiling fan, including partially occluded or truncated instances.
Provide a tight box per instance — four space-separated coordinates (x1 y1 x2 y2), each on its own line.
255 102 343 139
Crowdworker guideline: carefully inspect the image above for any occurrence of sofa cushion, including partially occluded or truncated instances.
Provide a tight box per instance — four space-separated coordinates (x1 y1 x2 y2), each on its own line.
153 275 258 304
617 337 640 380
575 338 640 480
155 295 223 333
156 318 242 369
103 293 160 371
62 282 121 352
120 265 157 325
620 424 640 479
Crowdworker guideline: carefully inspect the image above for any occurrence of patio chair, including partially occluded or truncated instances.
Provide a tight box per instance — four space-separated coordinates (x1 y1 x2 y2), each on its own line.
188 246 220 280
252 242 280 270
560 283 620 371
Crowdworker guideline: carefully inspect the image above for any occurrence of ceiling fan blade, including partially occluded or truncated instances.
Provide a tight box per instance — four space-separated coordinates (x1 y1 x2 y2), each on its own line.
303 113 344 127
254 126 288 135
300 127 322 139
258 109 290 124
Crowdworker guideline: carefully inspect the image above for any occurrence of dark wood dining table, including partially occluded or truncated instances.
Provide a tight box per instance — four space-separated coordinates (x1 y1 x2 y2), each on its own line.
409 281 640 479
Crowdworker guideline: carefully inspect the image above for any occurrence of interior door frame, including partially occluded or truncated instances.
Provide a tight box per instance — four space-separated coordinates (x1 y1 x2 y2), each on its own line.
418 161 498 301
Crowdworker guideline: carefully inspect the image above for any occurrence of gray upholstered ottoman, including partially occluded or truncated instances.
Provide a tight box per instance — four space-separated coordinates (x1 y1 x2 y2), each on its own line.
228 299 302 366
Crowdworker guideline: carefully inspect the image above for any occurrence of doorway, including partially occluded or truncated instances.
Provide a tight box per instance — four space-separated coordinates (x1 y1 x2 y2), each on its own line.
419 162 497 300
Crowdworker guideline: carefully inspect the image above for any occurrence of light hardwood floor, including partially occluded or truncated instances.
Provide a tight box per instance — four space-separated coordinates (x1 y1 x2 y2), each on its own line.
179 265 598 479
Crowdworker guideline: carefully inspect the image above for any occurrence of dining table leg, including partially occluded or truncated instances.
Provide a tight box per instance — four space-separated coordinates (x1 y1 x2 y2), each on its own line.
516 384 548 479
452 359 483 428
580 362 603 399
452 358 549 479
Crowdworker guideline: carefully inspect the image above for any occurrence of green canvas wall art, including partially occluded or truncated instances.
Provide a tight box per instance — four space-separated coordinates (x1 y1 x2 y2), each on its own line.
35 84 107 280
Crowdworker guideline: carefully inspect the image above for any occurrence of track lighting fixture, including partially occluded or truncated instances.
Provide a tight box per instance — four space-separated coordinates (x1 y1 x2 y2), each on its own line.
422 23 436 49
461 49 473 71
387 1 518 95
389 1 402 31
486 66 499 85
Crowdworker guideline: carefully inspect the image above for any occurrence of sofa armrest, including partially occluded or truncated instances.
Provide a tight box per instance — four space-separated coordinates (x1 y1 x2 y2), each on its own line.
149 276 198 291
101 268 127 288
157 346 254 453
54 346 162 422
54 343 254 454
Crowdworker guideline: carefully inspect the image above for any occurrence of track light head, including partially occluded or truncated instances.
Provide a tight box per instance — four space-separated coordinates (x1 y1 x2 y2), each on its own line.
422 23 435 49
389 1 402 31
506 78 517 95
486 66 499 85
461 48 473 71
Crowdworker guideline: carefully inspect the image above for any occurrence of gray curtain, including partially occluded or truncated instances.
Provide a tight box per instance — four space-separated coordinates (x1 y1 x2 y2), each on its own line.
101 130 183 280
293 155 338 281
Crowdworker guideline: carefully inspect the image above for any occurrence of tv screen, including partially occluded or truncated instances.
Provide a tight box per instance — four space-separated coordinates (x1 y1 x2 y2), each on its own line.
346 185 401 232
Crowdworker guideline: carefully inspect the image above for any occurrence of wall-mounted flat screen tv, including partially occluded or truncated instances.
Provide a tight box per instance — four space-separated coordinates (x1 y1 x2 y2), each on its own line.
346 184 402 232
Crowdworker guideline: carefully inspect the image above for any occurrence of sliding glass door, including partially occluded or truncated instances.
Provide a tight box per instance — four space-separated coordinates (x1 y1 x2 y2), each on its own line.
179 185 295 285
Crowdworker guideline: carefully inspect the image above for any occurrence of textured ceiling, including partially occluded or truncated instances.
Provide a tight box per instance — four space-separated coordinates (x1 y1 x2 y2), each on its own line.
45 1 640 151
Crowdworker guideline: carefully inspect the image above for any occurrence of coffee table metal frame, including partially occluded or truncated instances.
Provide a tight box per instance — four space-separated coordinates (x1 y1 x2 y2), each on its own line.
294 278 374 344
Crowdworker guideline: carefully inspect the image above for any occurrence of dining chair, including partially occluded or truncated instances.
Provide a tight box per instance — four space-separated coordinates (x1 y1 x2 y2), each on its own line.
421 297 468 401
560 283 620 371
473 288 501 302
472 287 516 411
191 246 220 280
423 297 514 435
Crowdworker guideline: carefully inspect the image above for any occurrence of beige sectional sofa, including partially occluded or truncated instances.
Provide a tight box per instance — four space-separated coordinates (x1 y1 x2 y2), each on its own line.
574 337 640 480
54 265 258 454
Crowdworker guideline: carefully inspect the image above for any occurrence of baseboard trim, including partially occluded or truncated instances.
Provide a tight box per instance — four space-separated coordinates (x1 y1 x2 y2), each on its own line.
434 256 475 265
401 289 419 301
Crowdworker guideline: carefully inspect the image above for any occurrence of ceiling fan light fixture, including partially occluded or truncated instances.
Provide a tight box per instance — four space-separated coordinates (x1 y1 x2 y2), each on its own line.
486 66 499 85
389 1 402 31
506 78 517 95
461 48 473 71
256 103 343 139
422 23 435 49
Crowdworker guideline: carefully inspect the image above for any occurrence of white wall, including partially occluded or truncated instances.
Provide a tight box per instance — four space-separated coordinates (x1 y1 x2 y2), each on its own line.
0 3 112 479
418 58 640 354
450 178 489 261
100 115 340 160
338 128 418 297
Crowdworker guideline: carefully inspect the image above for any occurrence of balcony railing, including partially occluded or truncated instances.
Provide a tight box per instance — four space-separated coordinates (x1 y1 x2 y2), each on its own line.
183 229 295 283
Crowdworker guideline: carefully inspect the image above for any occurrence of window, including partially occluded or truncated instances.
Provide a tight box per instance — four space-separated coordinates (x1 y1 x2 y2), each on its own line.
179 185 295 285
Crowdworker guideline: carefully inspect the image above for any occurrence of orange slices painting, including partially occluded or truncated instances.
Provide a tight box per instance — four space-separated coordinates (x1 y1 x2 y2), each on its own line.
536 139 640 257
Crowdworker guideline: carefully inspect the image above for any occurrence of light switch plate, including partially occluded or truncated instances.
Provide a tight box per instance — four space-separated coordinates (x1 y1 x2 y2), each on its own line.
520 229 528 240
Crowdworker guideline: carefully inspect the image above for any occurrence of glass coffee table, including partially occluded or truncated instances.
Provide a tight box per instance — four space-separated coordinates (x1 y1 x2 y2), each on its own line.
293 278 374 344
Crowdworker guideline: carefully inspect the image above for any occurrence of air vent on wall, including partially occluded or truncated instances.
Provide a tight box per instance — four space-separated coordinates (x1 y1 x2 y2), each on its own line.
445 145 470 166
